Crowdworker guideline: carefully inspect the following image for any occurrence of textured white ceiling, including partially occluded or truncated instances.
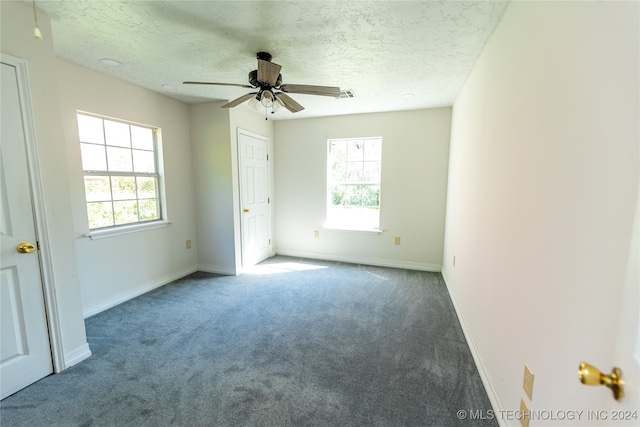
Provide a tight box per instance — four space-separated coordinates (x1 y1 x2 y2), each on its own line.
31 0 509 120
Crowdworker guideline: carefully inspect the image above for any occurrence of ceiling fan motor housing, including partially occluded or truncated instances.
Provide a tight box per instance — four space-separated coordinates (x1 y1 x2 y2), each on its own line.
249 70 282 88
256 51 273 62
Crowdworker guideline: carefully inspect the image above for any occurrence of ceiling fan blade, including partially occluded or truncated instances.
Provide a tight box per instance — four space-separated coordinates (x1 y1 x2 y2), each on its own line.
279 84 340 98
184 81 254 89
257 59 282 86
221 92 258 108
275 92 305 113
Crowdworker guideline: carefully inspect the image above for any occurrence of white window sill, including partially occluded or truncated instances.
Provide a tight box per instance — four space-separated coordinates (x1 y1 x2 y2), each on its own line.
323 226 384 235
84 220 172 240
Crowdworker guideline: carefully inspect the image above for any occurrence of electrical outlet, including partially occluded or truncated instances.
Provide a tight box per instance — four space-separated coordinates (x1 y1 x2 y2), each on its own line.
519 398 530 427
314 230 319 238
523 363 534 401
394 236 401 245
186 240 192 249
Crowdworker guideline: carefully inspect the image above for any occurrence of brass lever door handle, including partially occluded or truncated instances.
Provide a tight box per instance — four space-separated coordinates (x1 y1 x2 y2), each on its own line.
17 242 36 253
578 362 624 400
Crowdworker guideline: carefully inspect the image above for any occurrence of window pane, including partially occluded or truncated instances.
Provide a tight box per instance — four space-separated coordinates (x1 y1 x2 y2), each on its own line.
77 115 104 145
347 162 363 182
137 177 157 199
113 200 138 225
107 146 133 172
345 185 363 207
360 185 380 207
80 143 107 171
87 202 114 229
132 149 155 173
363 162 381 182
84 176 111 202
104 120 131 148
364 139 382 161
330 161 347 183
111 176 136 201
138 199 159 221
347 140 364 161
361 206 380 227
329 140 347 162
131 126 154 150
330 185 347 207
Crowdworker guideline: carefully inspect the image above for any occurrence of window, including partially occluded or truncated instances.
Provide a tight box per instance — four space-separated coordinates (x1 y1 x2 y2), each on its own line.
77 113 163 231
327 137 382 230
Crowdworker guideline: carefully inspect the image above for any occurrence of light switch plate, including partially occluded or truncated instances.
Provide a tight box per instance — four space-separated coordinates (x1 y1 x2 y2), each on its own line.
523 363 534 401
520 398 530 427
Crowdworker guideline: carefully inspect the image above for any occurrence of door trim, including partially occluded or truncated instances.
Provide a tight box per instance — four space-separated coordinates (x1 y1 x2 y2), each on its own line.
1 53 65 373
237 128 272 270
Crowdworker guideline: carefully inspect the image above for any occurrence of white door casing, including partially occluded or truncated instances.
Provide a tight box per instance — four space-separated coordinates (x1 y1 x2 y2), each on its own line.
238 129 271 268
0 60 53 399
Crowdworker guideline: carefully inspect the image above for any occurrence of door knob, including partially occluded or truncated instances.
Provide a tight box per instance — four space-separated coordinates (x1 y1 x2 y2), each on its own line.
243 209 250 213
17 242 35 253
578 362 624 400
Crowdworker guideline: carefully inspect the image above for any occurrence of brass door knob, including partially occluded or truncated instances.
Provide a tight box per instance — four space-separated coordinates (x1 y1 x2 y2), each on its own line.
578 362 624 400
243 209 250 213
17 242 35 253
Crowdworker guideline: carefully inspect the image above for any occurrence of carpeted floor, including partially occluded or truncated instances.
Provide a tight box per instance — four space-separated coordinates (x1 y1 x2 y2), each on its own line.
1 256 497 426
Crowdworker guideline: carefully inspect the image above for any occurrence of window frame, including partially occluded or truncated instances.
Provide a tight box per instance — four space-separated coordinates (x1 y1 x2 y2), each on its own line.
76 111 168 238
325 137 383 232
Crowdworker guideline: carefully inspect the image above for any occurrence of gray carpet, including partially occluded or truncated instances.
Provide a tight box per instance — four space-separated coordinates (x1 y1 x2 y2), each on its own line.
1 256 497 426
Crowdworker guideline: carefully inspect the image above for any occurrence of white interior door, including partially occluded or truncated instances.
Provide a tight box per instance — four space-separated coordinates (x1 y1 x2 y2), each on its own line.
577 191 639 424
0 61 53 399
238 130 271 268
603 194 639 418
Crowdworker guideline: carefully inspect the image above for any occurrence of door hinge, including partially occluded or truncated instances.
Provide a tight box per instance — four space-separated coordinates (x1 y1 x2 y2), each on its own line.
268 197 270 204
268 239 271 245
37 241 41 251
266 154 269 161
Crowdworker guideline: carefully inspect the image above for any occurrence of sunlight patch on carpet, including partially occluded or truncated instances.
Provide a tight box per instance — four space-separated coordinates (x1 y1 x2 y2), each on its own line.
246 262 328 275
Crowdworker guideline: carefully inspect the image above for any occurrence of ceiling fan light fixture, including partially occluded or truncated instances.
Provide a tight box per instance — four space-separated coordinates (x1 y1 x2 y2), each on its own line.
248 96 261 110
272 95 284 112
260 90 275 108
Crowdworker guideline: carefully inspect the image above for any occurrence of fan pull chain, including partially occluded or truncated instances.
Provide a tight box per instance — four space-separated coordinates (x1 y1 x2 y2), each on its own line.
32 0 42 39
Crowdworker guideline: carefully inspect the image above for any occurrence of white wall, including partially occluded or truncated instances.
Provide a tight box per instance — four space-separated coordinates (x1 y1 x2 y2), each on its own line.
190 102 274 274
56 59 198 316
273 108 451 270
190 102 236 274
443 1 639 424
1 1 89 367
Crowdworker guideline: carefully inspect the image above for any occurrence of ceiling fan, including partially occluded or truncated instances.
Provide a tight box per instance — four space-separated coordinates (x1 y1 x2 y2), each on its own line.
184 52 340 113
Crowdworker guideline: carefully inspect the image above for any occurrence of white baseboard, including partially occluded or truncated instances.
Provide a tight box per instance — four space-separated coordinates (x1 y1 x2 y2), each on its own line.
198 263 238 276
275 249 442 272
441 269 505 427
64 343 92 369
83 265 199 318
